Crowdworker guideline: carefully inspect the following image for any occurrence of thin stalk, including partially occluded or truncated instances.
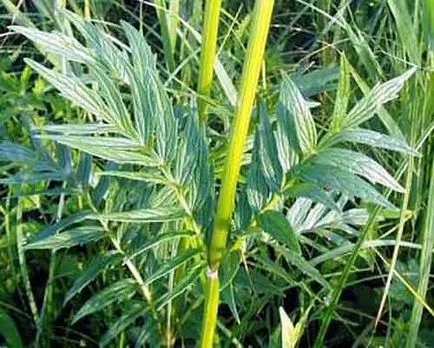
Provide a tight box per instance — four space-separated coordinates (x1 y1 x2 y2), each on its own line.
197 0 222 122
168 0 180 53
407 157 434 346
16 198 39 327
200 1 275 346
407 47 434 346
314 207 382 347
155 0 176 72
374 154 413 326
84 0 90 20
36 189 66 345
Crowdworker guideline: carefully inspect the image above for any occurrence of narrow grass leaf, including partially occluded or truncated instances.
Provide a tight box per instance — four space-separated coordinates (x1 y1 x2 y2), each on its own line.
407 161 434 344
387 0 421 64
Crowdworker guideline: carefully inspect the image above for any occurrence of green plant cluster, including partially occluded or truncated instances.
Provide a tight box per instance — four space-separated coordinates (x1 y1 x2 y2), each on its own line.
0 0 433 347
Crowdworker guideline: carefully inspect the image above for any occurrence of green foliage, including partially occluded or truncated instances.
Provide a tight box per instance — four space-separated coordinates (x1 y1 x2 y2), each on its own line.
0 1 432 347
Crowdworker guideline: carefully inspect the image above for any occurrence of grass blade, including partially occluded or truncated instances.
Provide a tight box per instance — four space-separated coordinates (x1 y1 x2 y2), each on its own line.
407 159 434 346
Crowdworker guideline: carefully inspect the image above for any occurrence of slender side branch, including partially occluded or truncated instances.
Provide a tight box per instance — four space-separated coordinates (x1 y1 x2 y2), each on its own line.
200 1 275 346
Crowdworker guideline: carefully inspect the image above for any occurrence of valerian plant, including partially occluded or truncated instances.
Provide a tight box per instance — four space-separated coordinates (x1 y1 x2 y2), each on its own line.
1 4 418 346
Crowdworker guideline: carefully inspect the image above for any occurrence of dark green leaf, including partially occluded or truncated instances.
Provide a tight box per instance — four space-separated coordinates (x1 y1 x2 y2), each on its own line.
72 279 137 323
295 163 395 209
64 251 122 305
258 210 301 255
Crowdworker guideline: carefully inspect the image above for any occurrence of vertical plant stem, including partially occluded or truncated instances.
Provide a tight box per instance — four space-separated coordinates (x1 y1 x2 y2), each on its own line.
199 272 220 348
208 0 274 269
168 0 180 52
407 156 434 347
318 0 333 65
374 154 413 326
84 0 90 20
407 36 434 346
155 0 176 72
36 188 66 345
314 208 381 347
200 1 275 346
16 198 39 327
197 0 222 122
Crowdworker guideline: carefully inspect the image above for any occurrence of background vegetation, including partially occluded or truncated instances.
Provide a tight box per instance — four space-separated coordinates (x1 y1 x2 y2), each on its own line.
0 0 433 347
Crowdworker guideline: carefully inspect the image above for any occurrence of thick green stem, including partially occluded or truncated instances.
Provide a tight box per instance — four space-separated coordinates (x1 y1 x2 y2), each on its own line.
199 274 220 348
208 0 275 269
200 1 275 346
84 0 90 20
197 0 222 122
